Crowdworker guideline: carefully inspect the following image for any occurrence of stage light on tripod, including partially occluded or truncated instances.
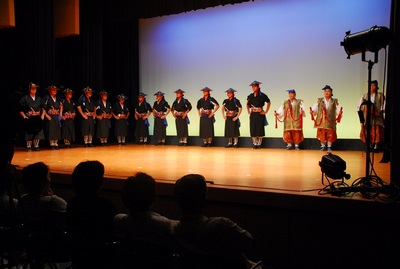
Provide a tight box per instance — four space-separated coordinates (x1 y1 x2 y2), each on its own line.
340 25 392 59
319 153 351 180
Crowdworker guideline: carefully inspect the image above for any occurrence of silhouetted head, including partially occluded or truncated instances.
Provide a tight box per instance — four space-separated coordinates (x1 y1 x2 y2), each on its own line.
22 162 50 195
122 172 156 212
72 161 104 194
174 174 207 215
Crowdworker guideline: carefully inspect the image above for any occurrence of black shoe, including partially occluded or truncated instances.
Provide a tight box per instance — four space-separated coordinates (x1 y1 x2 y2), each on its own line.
207 143 211 147
201 144 208 147
89 143 94 147
178 142 183 146
183 143 187 146
55 146 60 150
33 147 40 151
27 147 32 152
252 145 258 149
225 144 233 148
233 144 239 148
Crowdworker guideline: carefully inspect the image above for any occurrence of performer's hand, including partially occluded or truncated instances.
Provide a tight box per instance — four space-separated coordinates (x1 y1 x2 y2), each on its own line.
208 113 214 118
161 115 166 119
223 115 227 120
83 115 88 120
182 112 187 119
46 115 51 120
233 116 238 121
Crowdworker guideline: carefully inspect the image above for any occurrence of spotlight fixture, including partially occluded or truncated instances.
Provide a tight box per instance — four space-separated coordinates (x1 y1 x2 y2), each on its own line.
319 153 350 180
340 25 391 59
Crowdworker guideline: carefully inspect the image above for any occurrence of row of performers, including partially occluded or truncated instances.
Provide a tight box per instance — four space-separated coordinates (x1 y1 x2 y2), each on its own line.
19 80 384 151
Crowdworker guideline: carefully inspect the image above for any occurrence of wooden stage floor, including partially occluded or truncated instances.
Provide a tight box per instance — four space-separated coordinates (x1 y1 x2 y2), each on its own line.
10 144 390 196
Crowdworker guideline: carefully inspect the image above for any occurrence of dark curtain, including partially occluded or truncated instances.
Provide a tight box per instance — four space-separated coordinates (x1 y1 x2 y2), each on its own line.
385 0 400 185
136 0 251 19
14 0 55 91
80 0 104 90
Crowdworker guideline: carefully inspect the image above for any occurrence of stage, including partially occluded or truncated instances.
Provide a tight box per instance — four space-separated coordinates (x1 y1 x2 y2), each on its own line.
11 143 390 196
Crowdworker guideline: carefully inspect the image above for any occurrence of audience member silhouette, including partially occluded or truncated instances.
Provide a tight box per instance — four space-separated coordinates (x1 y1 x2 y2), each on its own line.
173 174 258 269
0 164 18 226
114 172 178 268
114 172 177 245
67 160 117 241
66 160 118 268
18 162 67 232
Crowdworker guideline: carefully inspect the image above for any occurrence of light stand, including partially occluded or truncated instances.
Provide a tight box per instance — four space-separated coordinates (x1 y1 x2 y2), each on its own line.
340 25 391 185
362 51 377 184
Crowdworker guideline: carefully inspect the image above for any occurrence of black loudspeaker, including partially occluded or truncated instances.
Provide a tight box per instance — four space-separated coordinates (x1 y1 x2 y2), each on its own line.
319 153 347 179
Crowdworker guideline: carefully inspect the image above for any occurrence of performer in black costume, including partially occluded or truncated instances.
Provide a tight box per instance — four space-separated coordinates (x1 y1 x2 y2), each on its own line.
221 88 242 148
171 89 192 146
43 85 62 149
96 91 112 146
134 92 151 144
77 87 96 147
61 88 76 148
113 94 130 145
19 83 45 151
196 87 219 147
246 81 271 149
152 91 170 146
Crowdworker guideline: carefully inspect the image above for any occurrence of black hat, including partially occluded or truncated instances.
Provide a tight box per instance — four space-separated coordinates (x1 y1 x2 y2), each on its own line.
322 85 332 91
47 85 59 91
63 88 74 93
83 86 94 92
225 88 237 93
371 80 379 89
154 91 165 96
174 89 185 93
137 92 147 97
287 89 296 94
249 80 262 86
29 82 40 88
118 94 128 100
99 90 109 95
200 87 212 92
